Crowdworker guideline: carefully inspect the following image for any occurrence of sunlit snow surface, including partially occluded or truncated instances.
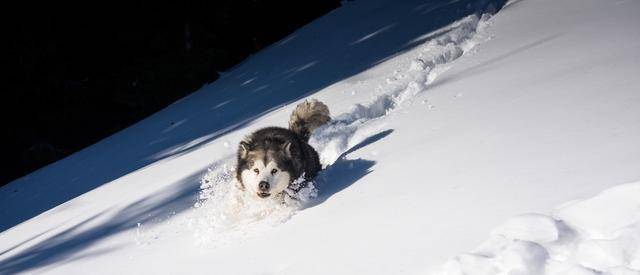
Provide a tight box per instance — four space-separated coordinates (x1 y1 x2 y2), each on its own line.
2 0 640 273
440 182 640 275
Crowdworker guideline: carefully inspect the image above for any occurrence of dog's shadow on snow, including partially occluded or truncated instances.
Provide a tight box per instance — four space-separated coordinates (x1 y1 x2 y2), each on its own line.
305 129 393 208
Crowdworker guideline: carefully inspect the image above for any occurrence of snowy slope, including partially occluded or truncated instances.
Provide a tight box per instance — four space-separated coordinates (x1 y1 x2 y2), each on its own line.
2 0 640 274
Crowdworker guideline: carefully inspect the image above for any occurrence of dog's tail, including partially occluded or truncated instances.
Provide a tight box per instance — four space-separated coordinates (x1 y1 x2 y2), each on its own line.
289 99 331 142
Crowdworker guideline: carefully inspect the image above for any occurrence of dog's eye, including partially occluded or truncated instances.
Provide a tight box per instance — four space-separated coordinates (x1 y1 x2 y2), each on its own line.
271 169 278 175
253 168 259 174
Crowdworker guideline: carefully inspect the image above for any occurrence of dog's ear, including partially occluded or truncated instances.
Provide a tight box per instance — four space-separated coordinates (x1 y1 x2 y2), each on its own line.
282 141 292 157
239 139 252 159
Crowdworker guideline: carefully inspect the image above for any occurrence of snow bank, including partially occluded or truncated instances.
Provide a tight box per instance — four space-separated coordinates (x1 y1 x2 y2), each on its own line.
438 181 640 275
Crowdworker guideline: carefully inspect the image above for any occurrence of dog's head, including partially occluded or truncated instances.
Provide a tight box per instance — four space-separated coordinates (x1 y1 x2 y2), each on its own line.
236 138 295 199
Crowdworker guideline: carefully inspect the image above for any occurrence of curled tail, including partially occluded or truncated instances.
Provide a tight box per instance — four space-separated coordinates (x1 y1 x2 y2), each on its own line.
289 99 331 142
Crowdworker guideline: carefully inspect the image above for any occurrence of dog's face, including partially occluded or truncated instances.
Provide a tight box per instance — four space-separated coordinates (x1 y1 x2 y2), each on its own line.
237 140 294 199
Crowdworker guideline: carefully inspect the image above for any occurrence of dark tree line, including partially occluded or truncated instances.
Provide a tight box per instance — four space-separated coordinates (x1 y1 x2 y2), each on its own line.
1 1 341 186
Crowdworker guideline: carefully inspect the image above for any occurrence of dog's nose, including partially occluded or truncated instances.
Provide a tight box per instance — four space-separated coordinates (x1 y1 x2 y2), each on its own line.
258 181 270 191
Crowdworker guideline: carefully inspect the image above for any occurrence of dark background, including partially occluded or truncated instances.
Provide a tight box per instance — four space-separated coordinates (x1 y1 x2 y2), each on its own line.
1 1 341 186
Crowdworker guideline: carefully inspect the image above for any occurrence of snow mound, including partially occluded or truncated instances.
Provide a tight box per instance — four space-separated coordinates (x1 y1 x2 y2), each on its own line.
491 214 561 243
187 13 494 245
438 181 640 275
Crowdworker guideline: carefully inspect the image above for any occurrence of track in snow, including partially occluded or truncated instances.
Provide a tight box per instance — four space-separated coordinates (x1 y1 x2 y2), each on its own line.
178 13 497 246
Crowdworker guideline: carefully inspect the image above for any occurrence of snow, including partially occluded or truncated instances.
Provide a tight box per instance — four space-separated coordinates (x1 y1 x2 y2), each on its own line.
2 0 640 274
190 164 318 246
491 214 560 244
440 181 640 275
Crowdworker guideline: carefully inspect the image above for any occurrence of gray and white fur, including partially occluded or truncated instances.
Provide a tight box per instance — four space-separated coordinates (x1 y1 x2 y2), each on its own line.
236 99 330 199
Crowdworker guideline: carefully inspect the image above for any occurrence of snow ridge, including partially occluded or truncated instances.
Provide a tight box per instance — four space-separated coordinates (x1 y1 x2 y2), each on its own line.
438 182 640 275
187 13 494 245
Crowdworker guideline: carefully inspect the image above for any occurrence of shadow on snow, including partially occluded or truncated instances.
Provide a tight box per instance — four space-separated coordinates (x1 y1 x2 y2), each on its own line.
0 168 205 274
309 129 394 207
0 130 393 273
0 0 508 271
1 0 507 234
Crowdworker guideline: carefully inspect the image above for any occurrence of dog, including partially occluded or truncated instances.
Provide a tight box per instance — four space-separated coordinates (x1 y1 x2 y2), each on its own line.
236 99 330 200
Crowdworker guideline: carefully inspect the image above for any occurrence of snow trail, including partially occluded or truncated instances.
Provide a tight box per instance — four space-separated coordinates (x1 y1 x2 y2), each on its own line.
187 13 495 245
311 13 492 165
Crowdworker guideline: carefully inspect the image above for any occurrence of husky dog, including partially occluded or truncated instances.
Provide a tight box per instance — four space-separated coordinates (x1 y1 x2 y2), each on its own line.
236 99 330 199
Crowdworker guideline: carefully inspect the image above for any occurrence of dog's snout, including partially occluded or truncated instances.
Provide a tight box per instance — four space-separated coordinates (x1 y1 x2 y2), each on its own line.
258 181 270 191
